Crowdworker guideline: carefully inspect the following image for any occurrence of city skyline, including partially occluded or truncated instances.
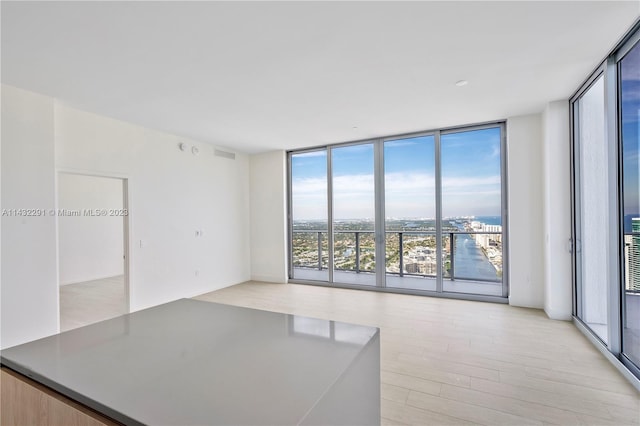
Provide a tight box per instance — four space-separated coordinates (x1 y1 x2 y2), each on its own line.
291 216 504 284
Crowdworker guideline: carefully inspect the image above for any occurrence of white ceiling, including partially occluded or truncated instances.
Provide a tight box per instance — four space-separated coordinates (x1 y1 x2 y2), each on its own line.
2 1 638 154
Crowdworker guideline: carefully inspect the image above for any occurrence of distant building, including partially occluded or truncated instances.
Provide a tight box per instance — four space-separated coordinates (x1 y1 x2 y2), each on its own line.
476 233 490 249
405 262 421 274
628 218 640 291
482 224 502 233
475 223 502 250
625 234 632 290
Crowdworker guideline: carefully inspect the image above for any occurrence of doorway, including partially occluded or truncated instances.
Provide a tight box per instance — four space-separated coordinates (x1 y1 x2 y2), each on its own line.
57 173 129 331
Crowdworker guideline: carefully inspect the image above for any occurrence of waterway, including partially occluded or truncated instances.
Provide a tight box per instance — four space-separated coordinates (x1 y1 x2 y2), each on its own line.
451 225 499 281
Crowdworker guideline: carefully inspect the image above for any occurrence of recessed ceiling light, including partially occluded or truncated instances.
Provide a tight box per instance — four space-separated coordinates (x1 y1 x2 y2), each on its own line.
352 126 358 129
455 80 468 87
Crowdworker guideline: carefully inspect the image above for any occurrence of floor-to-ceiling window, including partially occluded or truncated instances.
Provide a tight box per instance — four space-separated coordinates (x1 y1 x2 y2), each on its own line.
574 73 609 343
290 149 329 282
384 135 436 292
441 128 504 297
620 34 640 376
331 143 377 286
572 23 640 383
288 122 508 300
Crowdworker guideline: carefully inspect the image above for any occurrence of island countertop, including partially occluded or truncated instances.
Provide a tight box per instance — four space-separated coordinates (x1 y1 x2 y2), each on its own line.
1 299 380 425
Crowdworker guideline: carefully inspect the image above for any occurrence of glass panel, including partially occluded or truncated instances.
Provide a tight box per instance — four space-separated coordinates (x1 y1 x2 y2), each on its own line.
621 40 640 368
441 128 503 296
332 144 376 286
291 150 329 281
576 75 609 343
383 136 436 291
289 125 508 300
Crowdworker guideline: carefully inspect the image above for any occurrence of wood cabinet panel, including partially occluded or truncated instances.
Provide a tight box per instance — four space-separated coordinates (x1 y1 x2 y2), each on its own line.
0 368 118 426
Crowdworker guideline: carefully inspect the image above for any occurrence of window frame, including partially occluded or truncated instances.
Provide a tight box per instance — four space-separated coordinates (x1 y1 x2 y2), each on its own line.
569 19 640 386
287 120 509 302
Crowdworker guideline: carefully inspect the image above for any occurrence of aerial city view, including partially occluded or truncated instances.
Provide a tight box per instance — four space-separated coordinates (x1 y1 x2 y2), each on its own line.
290 127 504 285
292 216 502 282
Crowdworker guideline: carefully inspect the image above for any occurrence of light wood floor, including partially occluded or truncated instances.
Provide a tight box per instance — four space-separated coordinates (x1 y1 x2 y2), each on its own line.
195 281 640 426
59 275 126 332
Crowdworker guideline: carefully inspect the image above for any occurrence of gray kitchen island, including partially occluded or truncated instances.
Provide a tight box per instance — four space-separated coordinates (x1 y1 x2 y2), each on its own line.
0 299 380 425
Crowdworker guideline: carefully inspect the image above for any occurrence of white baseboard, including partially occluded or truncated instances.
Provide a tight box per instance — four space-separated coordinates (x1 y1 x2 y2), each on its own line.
250 275 286 284
544 307 572 321
60 274 124 286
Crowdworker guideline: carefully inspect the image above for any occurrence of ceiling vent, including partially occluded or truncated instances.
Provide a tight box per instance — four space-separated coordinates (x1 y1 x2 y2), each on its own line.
214 149 235 160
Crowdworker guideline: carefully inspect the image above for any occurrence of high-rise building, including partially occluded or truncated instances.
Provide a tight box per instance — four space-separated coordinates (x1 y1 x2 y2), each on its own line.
628 218 640 291
476 223 502 248
624 234 632 291
405 262 420 274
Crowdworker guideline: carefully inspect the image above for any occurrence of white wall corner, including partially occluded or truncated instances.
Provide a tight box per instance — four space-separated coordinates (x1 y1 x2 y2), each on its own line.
1 85 59 348
507 113 545 309
542 100 573 321
249 150 288 284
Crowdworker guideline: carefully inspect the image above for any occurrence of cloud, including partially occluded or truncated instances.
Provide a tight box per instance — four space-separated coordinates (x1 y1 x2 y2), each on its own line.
442 175 501 189
441 129 501 147
291 177 327 196
293 150 327 159
385 140 419 149
489 144 501 159
292 172 502 219
333 174 374 196
385 172 434 192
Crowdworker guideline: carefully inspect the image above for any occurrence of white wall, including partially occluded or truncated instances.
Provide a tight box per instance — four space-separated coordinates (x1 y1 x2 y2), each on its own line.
249 151 288 283
1 85 59 349
542 101 573 320
58 173 124 285
250 118 551 308
507 114 545 309
1 85 252 349
1 87 2 351
54 104 251 311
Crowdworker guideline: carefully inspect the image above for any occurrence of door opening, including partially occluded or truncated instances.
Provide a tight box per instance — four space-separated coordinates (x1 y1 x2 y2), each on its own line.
57 172 129 332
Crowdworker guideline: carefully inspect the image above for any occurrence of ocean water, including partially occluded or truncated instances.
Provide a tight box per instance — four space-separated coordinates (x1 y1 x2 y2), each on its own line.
475 216 502 226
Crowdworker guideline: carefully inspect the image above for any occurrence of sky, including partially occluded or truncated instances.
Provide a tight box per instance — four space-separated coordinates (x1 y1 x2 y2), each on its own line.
622 40 640 232
291 127 502 221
